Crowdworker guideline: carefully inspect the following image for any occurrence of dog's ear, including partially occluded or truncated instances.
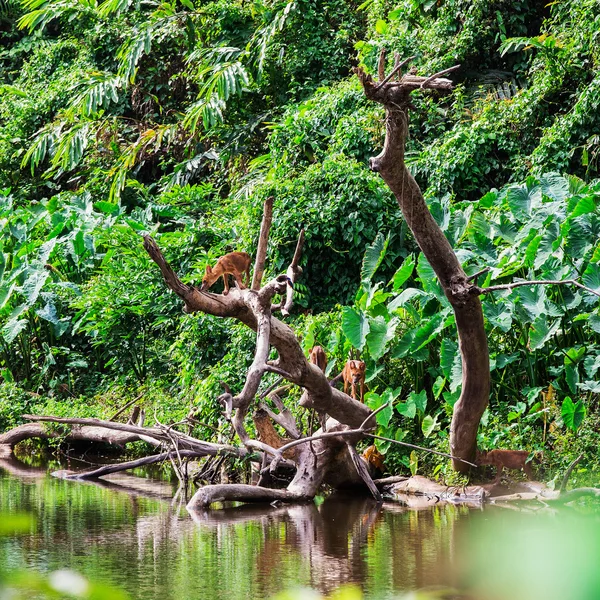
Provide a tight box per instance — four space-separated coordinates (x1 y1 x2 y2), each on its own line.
205 265 212 274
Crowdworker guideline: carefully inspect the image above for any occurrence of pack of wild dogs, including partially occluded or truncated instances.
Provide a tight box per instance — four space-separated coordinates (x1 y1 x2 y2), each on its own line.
201 251 537 483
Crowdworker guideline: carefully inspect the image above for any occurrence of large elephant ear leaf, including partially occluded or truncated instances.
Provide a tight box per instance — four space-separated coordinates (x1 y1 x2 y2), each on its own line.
361 232 389 283
342 306 370 351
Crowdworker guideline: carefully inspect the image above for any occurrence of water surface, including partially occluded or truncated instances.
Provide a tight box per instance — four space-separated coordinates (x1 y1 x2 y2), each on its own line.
0 457 470 599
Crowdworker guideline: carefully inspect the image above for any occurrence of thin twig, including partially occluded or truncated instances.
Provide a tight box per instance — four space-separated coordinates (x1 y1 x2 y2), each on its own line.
419 64 460 88
477 279 600 298
365 433 478 467
467 267 491 282
109 393 144 421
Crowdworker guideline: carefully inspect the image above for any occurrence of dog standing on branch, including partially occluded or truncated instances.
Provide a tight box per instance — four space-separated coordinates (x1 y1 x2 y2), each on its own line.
200 252 251 295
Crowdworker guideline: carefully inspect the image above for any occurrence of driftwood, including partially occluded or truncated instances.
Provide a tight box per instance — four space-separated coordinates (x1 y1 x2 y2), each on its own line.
142 232 378 510
0 421 154 458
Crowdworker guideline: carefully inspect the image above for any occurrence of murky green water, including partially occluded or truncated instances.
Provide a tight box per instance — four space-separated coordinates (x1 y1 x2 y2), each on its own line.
0 457 470 599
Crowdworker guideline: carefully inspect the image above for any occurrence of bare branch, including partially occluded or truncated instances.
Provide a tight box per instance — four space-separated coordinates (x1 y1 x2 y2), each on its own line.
419 64 460 88
281 228 305 316
252 196 274 290
346 442 382 502
109 393 144 421
466 267 491 282
476 278 600 298
560 453 584 493
61 450 209 480
365 433 478 468
375 55 416 89
377 47 386 81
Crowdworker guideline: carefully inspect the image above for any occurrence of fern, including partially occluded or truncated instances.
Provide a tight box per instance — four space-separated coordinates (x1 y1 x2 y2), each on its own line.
49 122 93 174
108 124 177 201
117 24 153 83
199 61 249 102
0 0 21 20
182 95 226 133
69 72 123 117
18 0 97 32
249 0 297 75
21 123 60 174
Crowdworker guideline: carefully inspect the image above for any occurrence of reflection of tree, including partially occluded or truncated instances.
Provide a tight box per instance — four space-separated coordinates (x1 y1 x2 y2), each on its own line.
1 461 472 599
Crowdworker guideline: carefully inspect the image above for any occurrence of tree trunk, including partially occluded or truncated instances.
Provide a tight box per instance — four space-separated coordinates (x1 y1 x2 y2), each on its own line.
356 56 490 470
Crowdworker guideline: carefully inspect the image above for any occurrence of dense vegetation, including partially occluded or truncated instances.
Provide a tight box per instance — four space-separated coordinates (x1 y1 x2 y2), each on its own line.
1 0 600 483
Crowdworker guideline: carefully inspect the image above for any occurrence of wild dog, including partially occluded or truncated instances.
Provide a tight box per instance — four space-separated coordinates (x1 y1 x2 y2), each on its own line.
309 346 327 373
200 252 251 295
342 359 366 403
363 444 385 473
476 449 535 483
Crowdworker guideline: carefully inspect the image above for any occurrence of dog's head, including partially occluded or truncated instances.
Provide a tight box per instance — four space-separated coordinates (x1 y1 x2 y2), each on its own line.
347 360 366 383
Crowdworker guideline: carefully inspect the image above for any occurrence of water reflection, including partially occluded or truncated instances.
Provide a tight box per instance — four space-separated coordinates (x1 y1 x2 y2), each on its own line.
0 457 469 599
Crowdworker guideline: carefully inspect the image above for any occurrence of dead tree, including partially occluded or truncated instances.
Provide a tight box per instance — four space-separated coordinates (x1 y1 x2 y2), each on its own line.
355 52 490 471
142 233 380 509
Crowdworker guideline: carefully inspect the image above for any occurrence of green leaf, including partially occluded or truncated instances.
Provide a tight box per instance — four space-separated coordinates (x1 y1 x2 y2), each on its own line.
342 307 370 351
422 414 439 438
506 185 534 220
588 314 600 334
366 316 398 360
564 364 579 395
375 19 388 34
561 396 585 432
582 263 600 294
570 195 596 219
440 338 462 392
578 380 600 393
416 254 444 298
410 311 446 351
540 173 569 201
2 316 27 343
529 315 560 351
361 232 388 282
391 255 415 290
433 376 445 399
484 301 513 332
391 329 414 359
94 201 120 215
396 399 416 419
411 389 427 415
22 269 49 307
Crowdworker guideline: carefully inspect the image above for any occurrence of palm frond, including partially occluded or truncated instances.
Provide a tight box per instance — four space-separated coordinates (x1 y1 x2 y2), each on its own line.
182 95 226 133
69 72 124 117
249 0 296 75
18 0 97 32
117 23 153 83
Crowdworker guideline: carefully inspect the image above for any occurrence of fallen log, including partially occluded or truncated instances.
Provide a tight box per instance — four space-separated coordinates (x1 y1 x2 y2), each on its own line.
0 422 149 457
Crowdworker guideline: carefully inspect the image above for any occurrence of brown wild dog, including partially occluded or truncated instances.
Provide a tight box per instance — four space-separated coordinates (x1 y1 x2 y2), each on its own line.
363 444 385 472
200 252 251 295
309 346 327 373
476 449 535 483
342 359 366 403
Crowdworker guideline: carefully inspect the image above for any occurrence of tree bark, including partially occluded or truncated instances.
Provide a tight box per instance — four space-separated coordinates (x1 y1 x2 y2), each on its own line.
252 196 274 290
355 56 490 471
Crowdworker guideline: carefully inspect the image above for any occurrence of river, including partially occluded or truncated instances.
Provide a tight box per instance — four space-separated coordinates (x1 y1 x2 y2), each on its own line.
1 456 600 600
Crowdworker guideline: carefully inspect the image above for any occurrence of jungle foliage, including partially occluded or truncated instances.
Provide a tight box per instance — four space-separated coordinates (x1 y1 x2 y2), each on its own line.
1 0 600 482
